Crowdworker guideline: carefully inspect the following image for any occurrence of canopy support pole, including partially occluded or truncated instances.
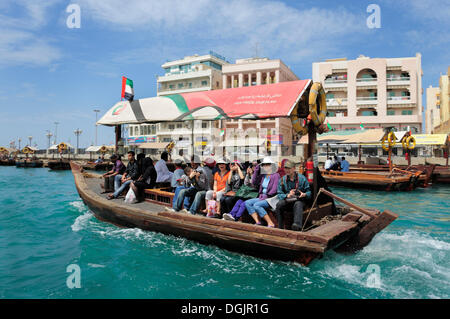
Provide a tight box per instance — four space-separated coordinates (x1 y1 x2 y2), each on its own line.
307 122 318 199
115 125 121 154
191 120 194 158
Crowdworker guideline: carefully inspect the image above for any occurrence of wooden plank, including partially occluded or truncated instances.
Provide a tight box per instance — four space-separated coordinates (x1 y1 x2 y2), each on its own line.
306 220 359 241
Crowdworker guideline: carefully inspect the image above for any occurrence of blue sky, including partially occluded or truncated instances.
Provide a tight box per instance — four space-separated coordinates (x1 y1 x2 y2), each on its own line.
0 0 449 148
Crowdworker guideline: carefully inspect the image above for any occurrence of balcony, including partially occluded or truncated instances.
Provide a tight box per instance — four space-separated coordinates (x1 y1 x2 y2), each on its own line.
356 96 378 106
326 98 348 109
157 84 210 95
323 79 347 89
356 77 377 87
387 76 410 87
157 69 212 83
387 96 414 107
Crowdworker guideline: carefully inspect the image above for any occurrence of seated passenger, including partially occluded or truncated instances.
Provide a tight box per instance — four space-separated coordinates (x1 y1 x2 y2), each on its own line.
94 156 103 164
274 160 311 231
171 161 192 210
220 160 244 217
340 157 350 172
130 157 157 202
171 159 185 190
324 157 333 170
244 157 280 227
155 151 173 184
204 158 230 216
102 154 125 193
222 161 257 221
107 151 139 199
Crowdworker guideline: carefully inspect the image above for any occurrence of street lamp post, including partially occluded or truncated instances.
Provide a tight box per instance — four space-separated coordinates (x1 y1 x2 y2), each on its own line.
28 136 33 147
94 109 100 146
18 138 21 150
74 128 82 156
54 122 59 145
46 131 53 149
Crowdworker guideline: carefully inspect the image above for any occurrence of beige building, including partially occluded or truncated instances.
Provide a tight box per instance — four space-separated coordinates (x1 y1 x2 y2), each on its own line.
312 54 423 133
425 86 441 134
221 57 300 156
128 52 229 156
433 66 450 134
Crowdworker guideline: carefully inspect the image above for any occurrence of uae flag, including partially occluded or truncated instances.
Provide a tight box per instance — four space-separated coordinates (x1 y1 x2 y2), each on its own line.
121 76 134 101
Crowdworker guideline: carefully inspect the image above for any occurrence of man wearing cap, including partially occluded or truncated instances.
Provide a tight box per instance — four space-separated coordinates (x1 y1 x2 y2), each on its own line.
275 160 311 231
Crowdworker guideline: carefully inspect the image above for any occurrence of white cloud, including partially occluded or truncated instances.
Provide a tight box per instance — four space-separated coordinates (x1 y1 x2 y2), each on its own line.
0 0 62 67
78 0 366 62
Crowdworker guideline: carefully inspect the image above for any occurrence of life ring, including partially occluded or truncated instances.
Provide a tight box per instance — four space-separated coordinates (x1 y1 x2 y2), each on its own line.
387 132 396 147
0 147 7 153
100 145 107 153
401 136 408 150
291 113 309 135
308 82 327 127
58 142 67 152
381 136 390 151
406 136 416 150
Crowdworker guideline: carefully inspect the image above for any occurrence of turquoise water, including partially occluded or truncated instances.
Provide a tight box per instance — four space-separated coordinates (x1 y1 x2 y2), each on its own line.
0 166 449 299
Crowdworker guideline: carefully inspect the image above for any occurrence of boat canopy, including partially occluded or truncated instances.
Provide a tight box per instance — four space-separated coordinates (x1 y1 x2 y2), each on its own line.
48 143 74 150
137 142 169 149
97 80 311 126
85 145 115 152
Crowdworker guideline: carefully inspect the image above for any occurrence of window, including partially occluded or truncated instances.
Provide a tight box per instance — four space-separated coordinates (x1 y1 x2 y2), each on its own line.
362 111 376 116
387 110 395 116
328 111 336 117
401 110 413 115
176 123 182 129
169 124 175 130
129 126 134 136
201 80 208 86
178 83 184 89
169 84 175 89
202 122 208 128
188 82 192 88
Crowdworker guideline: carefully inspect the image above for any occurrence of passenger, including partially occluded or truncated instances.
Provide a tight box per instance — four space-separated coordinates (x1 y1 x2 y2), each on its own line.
340 156 350 172
171 159 185 190
244 157 280 227
330 155 341 171
171 159 190 210
203 157 216 190
102 154 125 193
220 160 244 217
274 160 312 231
155 151 173 183
136 153 146 175
169 155 208 214
130 157 157 202
204 158 230 216
107 151 139 199
324 157 333 170
94 156 103 164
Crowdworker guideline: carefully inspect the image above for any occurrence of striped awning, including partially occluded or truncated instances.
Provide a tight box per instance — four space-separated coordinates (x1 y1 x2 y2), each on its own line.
97 80 311 126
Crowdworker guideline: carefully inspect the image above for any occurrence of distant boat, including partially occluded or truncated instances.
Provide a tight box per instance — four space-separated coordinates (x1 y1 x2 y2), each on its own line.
16 159 44 168
47 160 71 170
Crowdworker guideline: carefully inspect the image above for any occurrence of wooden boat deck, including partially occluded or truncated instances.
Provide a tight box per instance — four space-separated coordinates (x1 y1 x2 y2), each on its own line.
73 162 398 265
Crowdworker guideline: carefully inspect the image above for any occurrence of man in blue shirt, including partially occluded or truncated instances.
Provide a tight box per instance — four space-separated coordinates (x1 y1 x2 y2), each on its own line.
340 157 350 172
274 160 311 231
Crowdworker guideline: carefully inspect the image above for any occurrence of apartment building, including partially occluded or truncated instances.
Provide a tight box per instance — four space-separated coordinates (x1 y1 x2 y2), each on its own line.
312 54 423 133
425 86 441 134
128 52 229 156
433 67 450 134
221 57 300 156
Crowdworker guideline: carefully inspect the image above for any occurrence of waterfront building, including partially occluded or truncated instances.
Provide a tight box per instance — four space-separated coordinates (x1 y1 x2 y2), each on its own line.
312 54 423 133
432 66 450 134
127 52 229 156
425 86 441 134
221 57 300 157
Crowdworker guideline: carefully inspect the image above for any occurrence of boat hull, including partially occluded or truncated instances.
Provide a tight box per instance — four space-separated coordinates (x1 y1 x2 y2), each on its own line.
70 162 398 265
15 160 44 168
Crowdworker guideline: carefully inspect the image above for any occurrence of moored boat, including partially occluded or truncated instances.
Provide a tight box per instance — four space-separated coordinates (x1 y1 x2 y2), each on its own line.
0 159 16 166
71 161 398 265
47 160 71 170
82 161 113 171
320 169 419 191
16 159 44 168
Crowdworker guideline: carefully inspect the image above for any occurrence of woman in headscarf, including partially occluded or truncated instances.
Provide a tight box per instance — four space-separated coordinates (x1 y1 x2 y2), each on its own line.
130 157 157 203
276 158 288 178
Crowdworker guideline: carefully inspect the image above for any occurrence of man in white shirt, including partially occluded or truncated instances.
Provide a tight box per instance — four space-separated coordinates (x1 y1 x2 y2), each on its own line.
324 157 333 170
155 151 173 183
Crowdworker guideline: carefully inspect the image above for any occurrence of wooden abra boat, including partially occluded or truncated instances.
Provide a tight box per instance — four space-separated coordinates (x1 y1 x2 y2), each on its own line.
71 161 398 266
433 166 450 184
0 159 16 166
320 169 419 191
82 161 113 171
16 159 44 168
48 160 71 170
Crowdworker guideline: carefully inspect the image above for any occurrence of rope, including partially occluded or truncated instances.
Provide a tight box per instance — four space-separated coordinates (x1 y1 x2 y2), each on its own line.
301 188 323 232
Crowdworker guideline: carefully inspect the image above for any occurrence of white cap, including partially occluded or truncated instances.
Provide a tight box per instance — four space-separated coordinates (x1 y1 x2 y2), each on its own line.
261 157 275 164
